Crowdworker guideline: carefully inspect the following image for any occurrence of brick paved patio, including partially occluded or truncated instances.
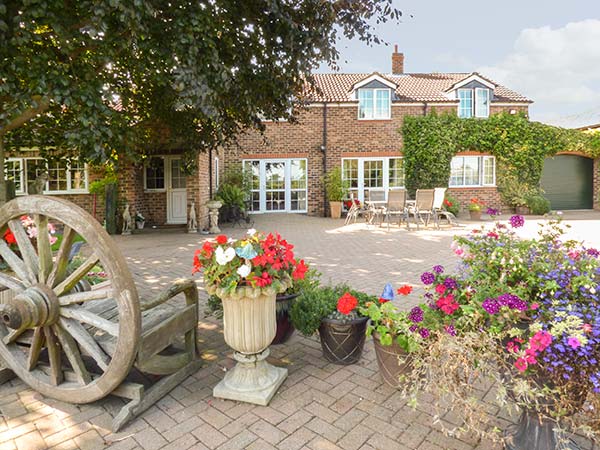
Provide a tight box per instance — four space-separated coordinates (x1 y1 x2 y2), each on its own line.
1 212 599 450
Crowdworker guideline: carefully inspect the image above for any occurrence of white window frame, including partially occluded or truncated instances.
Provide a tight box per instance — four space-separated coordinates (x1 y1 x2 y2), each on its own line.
143 156 167 192
449 155 496 187
475 88 490 118
458 89 473 118
242 158 308 214
6 157 89 195
341 156 405 203
358 88 391 120
5 158 25 194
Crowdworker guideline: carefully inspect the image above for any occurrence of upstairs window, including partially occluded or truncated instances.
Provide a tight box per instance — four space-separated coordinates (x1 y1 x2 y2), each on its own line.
458 88 490 118
358 89 391 119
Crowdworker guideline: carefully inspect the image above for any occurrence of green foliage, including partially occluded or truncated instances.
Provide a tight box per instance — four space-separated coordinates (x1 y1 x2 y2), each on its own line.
216 184 246 210
323 167 347 202
285 268 321 296
88 172 118 195
290 284 376 336
1 0 401 169
360 301 421 353
402 112 600 200
443 193 460 216
525 192 551 215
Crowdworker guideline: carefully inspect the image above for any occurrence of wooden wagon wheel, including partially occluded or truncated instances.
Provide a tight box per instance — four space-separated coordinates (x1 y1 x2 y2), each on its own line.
0 196 140 403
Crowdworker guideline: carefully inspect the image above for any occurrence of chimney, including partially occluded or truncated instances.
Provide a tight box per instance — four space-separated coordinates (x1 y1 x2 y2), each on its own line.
392 45 404 74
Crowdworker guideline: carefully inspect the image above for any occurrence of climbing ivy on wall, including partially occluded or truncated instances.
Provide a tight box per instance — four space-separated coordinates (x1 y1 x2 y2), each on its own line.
402 112 600 203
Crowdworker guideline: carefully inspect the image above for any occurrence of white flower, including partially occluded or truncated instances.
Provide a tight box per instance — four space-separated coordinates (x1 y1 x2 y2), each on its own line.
237 263 252 278
247 228 256 236
215 246 236 265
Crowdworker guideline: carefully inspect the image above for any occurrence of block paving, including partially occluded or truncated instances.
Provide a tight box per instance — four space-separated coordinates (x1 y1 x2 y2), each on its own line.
1 212 599 449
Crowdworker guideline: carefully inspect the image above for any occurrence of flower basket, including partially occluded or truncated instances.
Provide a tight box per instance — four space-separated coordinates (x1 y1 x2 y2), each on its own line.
372 332 412 388
318 316 368 365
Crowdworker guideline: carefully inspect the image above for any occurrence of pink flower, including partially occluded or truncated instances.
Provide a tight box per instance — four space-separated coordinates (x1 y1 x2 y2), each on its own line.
514 357 528 372
529 331 552 352
530 303 539 310
567 337 581 349
435 284 446 294
583 324 593 333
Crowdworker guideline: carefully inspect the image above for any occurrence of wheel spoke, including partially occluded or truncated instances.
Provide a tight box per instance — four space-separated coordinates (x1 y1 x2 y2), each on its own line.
43 326 63 386
53 253 99 297
0 239 33 286
3 327 27 345
35 215 53 284
52 324 91 385
0 272 25 291
27 327 44 371
59 290 112 307
58 318 109 371
8 219 38 282
47 226 75 288
60 308 118 336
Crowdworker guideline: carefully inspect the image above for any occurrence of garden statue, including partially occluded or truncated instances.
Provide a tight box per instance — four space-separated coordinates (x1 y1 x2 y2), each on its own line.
206 199 222 234
27 172 48 195
188 201 198 233
122 204 132 235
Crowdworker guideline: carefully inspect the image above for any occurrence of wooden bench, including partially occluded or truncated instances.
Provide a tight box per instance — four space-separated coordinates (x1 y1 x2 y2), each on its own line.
0 196 200 431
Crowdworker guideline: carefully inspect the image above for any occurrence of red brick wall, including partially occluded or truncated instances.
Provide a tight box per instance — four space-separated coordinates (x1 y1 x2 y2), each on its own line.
447 187 504 215
223 103 526 216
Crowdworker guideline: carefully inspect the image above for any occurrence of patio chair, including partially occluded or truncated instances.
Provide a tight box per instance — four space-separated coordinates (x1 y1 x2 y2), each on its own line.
344 193 362 225
432 187 458 228
383 189 408 230
365 190 386 225
407 189 435 230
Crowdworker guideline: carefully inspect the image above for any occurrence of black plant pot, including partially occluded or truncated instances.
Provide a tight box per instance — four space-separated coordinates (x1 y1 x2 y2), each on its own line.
504 409 579 450
318 316 369 365
271 292 300 345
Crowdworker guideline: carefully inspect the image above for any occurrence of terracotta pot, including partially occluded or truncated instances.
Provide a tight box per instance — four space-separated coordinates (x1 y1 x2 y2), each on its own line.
318 316 368 365
515 205 530 215
329 201 342 219
372 333 412 388
469 210 482 220
271 292 300 345
213 289 287 405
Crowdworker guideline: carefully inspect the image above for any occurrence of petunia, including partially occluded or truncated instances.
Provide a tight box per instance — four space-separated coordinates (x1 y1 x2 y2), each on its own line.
236 263 252 278
215 246 236 265
567 337 581 349
514 357 528 372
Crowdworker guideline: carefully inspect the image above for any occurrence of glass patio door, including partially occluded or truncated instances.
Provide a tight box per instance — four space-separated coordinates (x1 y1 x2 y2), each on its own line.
265 161 286 211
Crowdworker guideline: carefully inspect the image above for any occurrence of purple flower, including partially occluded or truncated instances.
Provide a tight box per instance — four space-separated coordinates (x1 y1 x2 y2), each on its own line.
443 277 458 290
419 328 430 338
433 265 444 274
421 272 435 285
486 207 500 216
510 215 524 228
497 293 528 311
586 248 600 258
409 325 419 333
445 324 457 336
482 298 500 315
408 306 424 323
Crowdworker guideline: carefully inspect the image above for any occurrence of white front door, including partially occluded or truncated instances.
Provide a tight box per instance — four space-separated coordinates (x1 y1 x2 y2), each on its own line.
166 157 187 224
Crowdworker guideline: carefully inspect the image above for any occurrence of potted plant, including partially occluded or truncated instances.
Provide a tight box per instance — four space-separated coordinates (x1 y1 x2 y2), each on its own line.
135 212 145 229
290 285 376 364
443 194 460 217
323 167 347 219
467 197 484 220
216 183 246 222
406 216 600 449
360 283 425 387
192 230 308 405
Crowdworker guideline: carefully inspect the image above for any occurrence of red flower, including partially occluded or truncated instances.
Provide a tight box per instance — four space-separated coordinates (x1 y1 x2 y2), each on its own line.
436 294 459 315
3 229 16 245
378 297 389 304
292 259 308 280
192 249 202 274
337 292 358 315
397 285 413 296
215 235 228 245
443 199 452 207
253 271 273 287
201 241 214 257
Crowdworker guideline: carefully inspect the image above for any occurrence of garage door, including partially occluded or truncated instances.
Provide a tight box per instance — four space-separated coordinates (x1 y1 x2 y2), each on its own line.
540 155 593 210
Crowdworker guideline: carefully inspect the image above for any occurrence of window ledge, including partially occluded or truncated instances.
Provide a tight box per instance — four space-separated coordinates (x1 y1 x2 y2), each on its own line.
357 118 392 122
449 185 496 189
144 189 167 193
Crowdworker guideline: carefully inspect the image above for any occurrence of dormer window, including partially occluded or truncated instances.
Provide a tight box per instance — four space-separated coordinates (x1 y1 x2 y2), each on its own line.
458 87 490 118
358 89 391 120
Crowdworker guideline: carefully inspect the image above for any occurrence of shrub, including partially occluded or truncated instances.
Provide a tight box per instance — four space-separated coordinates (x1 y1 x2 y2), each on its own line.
323 167 347 202
525 192 551 215
443 193 460 216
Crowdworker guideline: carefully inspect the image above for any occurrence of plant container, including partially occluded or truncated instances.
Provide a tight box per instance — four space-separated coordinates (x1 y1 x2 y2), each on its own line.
318 316 368 365
329 201 342 219
469 210 482 220
271 292 300 345
372 333 412 388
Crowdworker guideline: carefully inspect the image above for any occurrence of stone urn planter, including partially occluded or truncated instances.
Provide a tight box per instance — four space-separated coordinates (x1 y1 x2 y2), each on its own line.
210 286 287 405
318 316 368 365
206 199 223 234
329 201 342 219
271 292 300 345
372 333 413 388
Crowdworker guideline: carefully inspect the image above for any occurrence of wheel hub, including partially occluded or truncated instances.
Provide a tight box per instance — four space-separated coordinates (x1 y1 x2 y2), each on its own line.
0 284 60 330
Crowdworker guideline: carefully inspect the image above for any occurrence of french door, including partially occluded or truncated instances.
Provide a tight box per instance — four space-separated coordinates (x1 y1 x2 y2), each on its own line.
244 159 308 213
166 157 187 224
342 157 405 203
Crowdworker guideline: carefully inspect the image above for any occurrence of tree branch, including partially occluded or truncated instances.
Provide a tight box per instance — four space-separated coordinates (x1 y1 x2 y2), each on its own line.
0 97 50 135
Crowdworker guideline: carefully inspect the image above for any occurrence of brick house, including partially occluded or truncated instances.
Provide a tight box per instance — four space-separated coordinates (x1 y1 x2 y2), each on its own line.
222 47 533 216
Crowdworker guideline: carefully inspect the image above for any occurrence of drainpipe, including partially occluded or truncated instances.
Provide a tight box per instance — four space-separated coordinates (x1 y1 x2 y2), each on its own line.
321 102 328 217
208 147 213 199
423 102 428 116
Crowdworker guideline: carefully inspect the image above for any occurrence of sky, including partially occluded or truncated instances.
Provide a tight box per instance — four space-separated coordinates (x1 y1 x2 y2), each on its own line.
318 0 600 127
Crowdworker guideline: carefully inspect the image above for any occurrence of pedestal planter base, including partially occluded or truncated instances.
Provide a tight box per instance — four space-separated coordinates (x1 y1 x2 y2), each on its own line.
213 349 287 406
504 410 579 450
